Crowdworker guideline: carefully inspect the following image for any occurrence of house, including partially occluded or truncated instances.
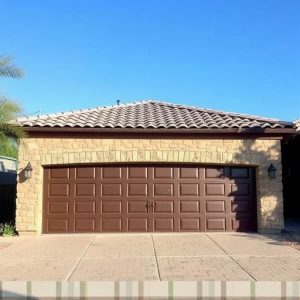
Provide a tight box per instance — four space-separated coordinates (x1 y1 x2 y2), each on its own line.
282 119 300 220
0 156 17 224
15 100 296 235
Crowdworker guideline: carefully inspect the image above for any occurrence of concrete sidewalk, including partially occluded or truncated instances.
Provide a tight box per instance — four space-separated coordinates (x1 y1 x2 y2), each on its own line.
0 233 299 281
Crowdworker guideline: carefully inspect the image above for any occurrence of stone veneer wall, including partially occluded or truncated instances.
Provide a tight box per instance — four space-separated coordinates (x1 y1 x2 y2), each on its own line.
16 137 283 234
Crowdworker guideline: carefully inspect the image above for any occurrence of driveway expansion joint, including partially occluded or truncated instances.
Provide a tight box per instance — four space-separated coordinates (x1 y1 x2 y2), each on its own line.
206 233 257 281
65 235 96 281
151 234 161 281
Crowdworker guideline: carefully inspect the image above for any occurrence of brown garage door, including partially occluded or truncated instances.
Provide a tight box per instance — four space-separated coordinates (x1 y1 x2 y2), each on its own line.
43 165 256 233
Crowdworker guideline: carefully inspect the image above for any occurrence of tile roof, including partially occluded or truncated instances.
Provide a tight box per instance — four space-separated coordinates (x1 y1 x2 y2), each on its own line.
294 119 300 131
16 100 294 130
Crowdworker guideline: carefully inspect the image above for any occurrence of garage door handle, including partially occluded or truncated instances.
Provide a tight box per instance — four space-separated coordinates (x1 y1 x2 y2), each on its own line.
145 201 150 213
150 201 155 213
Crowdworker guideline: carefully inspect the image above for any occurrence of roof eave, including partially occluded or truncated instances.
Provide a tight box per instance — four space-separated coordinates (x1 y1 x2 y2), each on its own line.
22 126 296 135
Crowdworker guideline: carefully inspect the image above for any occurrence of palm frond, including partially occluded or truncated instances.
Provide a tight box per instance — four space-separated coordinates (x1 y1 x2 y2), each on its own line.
0 55 24 78
0 99 26 142
0 97 22 123
0 123 26 140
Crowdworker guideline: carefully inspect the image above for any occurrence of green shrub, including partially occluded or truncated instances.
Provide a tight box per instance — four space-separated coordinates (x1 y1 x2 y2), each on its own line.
0 223 16 236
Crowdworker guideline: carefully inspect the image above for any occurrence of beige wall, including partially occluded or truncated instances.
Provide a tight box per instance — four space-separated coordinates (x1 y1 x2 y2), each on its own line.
17 137 283 235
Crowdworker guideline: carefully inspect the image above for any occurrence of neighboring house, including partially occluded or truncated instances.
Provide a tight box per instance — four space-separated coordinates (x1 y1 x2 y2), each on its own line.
0 156 17 185
282 119 300 220
15 100 295 235
0 156 17 224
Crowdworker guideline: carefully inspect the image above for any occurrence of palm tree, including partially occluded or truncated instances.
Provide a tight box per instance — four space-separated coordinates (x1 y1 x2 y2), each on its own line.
0 55 23 78
0 55 25 158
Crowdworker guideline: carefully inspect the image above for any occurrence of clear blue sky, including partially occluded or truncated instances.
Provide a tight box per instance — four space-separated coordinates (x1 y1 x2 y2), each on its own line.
1 0 299 121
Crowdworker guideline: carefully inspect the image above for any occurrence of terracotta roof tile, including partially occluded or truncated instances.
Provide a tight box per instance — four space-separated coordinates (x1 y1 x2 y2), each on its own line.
16 100 294 130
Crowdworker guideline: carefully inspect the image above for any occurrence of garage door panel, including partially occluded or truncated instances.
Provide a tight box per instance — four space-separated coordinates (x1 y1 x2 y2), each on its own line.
205 200 225 213
127 201 148 213
230 183 250 196
180 167 199 178
47 219 69 232
49 183 69 197
231 201 251 213
75 218 95 231
44 165 256 233
102 201 122 213
180 218 200 231
127 183 148 196
127 218 148 231
154 201 174 213
49 168 70 179
75 167 96 179
102 167 122 178
154 167 173 178
231 168 250 179
102 218 122 231
153 218 174 231
180 201 199 213
206 218 226 231
48 202 69 214
128 167 147 179
205 183 225 196
180 184 199 196
231 217 254 231
154 183 174 196
101 184 122 196
75 201 96 214
205 167 225 179
75 184 96 196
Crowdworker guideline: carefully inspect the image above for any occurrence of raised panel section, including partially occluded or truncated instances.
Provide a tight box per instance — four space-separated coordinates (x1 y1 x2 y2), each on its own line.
75 184 95 196
128 218 148 231
180 168 198 178
231 201 250 213
231 183 250 196
75 218 95 231
154 167 173 178
102 202 122 213
206 218 226 231
180 184 199 196
75 201 95 213
76 167 95 179
50 168 69 179
231 168 249 178
127 201 147 213
102 218 122 231
102 184 122 196
154 201 174 213
49 202 68 214
206 201 225 213
154 184 173 196
154 218 174 231
48 219 68 232
232 218 253 231
180 218 200 230
128 167 147 178
205 168 224 178
128 184 147 196
49 184 69 196
180 201 199 213
205 184 225 196
102 168 122 178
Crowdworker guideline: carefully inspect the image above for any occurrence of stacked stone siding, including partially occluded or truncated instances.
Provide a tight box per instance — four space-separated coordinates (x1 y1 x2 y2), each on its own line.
17 137 283 234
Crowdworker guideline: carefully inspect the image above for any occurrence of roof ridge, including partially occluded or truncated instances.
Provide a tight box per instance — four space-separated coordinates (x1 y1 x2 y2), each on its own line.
150 101 293 124
15 100 151 122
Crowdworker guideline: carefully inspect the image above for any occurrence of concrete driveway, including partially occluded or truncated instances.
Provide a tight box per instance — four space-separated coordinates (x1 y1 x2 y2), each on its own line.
0 233 299 281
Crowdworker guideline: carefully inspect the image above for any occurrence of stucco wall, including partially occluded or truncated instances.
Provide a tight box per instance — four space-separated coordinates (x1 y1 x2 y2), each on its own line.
16 137 283 234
